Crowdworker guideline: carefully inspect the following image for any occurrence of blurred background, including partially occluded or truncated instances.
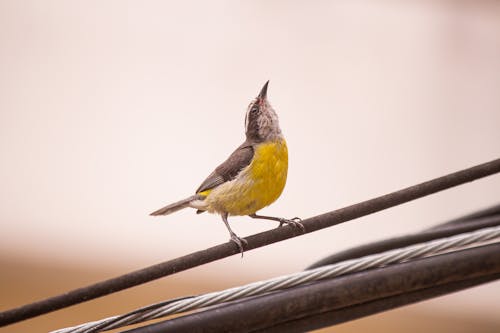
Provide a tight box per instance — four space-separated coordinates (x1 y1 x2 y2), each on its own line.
1 1 499 332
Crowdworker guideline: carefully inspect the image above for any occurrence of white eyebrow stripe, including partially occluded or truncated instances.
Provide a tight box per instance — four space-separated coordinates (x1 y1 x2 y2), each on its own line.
244 100 256 132
244 108 249 131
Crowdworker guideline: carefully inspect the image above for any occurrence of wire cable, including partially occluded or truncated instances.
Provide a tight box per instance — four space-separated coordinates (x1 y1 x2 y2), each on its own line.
126 246 500 333
52 225 500 333
308 205 500 268
1 158 499 327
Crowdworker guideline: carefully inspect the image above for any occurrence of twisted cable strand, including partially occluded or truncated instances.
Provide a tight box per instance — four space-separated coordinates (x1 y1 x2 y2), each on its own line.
53 225 500 333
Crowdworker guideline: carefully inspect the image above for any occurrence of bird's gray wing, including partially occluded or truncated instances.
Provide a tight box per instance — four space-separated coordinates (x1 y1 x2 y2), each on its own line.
196 142 254 194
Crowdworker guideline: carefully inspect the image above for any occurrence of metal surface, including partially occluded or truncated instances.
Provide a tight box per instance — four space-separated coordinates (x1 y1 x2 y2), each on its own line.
123 243 500 333
1 157 500 327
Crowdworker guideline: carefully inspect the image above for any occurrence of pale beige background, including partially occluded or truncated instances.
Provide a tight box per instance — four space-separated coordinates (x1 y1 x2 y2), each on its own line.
1 1 500 332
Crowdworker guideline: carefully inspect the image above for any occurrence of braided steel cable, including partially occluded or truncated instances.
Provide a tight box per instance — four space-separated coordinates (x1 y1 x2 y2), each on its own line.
129 246 500 333
308 205 500 268
53 225 500 333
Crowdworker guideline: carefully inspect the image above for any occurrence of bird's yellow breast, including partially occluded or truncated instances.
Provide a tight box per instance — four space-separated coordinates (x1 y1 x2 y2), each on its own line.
203 139 288 216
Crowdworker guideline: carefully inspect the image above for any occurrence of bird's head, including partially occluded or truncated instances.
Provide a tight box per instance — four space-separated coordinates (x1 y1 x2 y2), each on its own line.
244 81 282 142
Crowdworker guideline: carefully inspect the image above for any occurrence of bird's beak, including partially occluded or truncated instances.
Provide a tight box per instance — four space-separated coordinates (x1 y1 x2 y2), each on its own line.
257 80 269 100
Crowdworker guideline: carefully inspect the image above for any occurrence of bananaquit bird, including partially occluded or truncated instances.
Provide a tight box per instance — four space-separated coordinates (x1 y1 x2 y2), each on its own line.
151 81 303 254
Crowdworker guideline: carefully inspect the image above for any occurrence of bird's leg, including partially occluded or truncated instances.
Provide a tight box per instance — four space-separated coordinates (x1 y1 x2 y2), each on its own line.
249 213 305 232
222 212 247 256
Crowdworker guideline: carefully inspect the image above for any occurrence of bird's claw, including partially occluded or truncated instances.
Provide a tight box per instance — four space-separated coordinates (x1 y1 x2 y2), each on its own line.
278 217 305 232
230 233 248 257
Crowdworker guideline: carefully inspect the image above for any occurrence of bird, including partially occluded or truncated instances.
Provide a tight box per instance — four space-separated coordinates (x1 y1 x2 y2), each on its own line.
150 81 304 254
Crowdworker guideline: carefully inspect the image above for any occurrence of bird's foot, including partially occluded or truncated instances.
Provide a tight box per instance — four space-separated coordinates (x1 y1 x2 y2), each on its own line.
278 217 305 232
230 233 248 257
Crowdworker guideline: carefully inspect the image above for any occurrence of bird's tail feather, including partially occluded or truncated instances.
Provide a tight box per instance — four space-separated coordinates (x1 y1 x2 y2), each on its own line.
150 194 203 216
